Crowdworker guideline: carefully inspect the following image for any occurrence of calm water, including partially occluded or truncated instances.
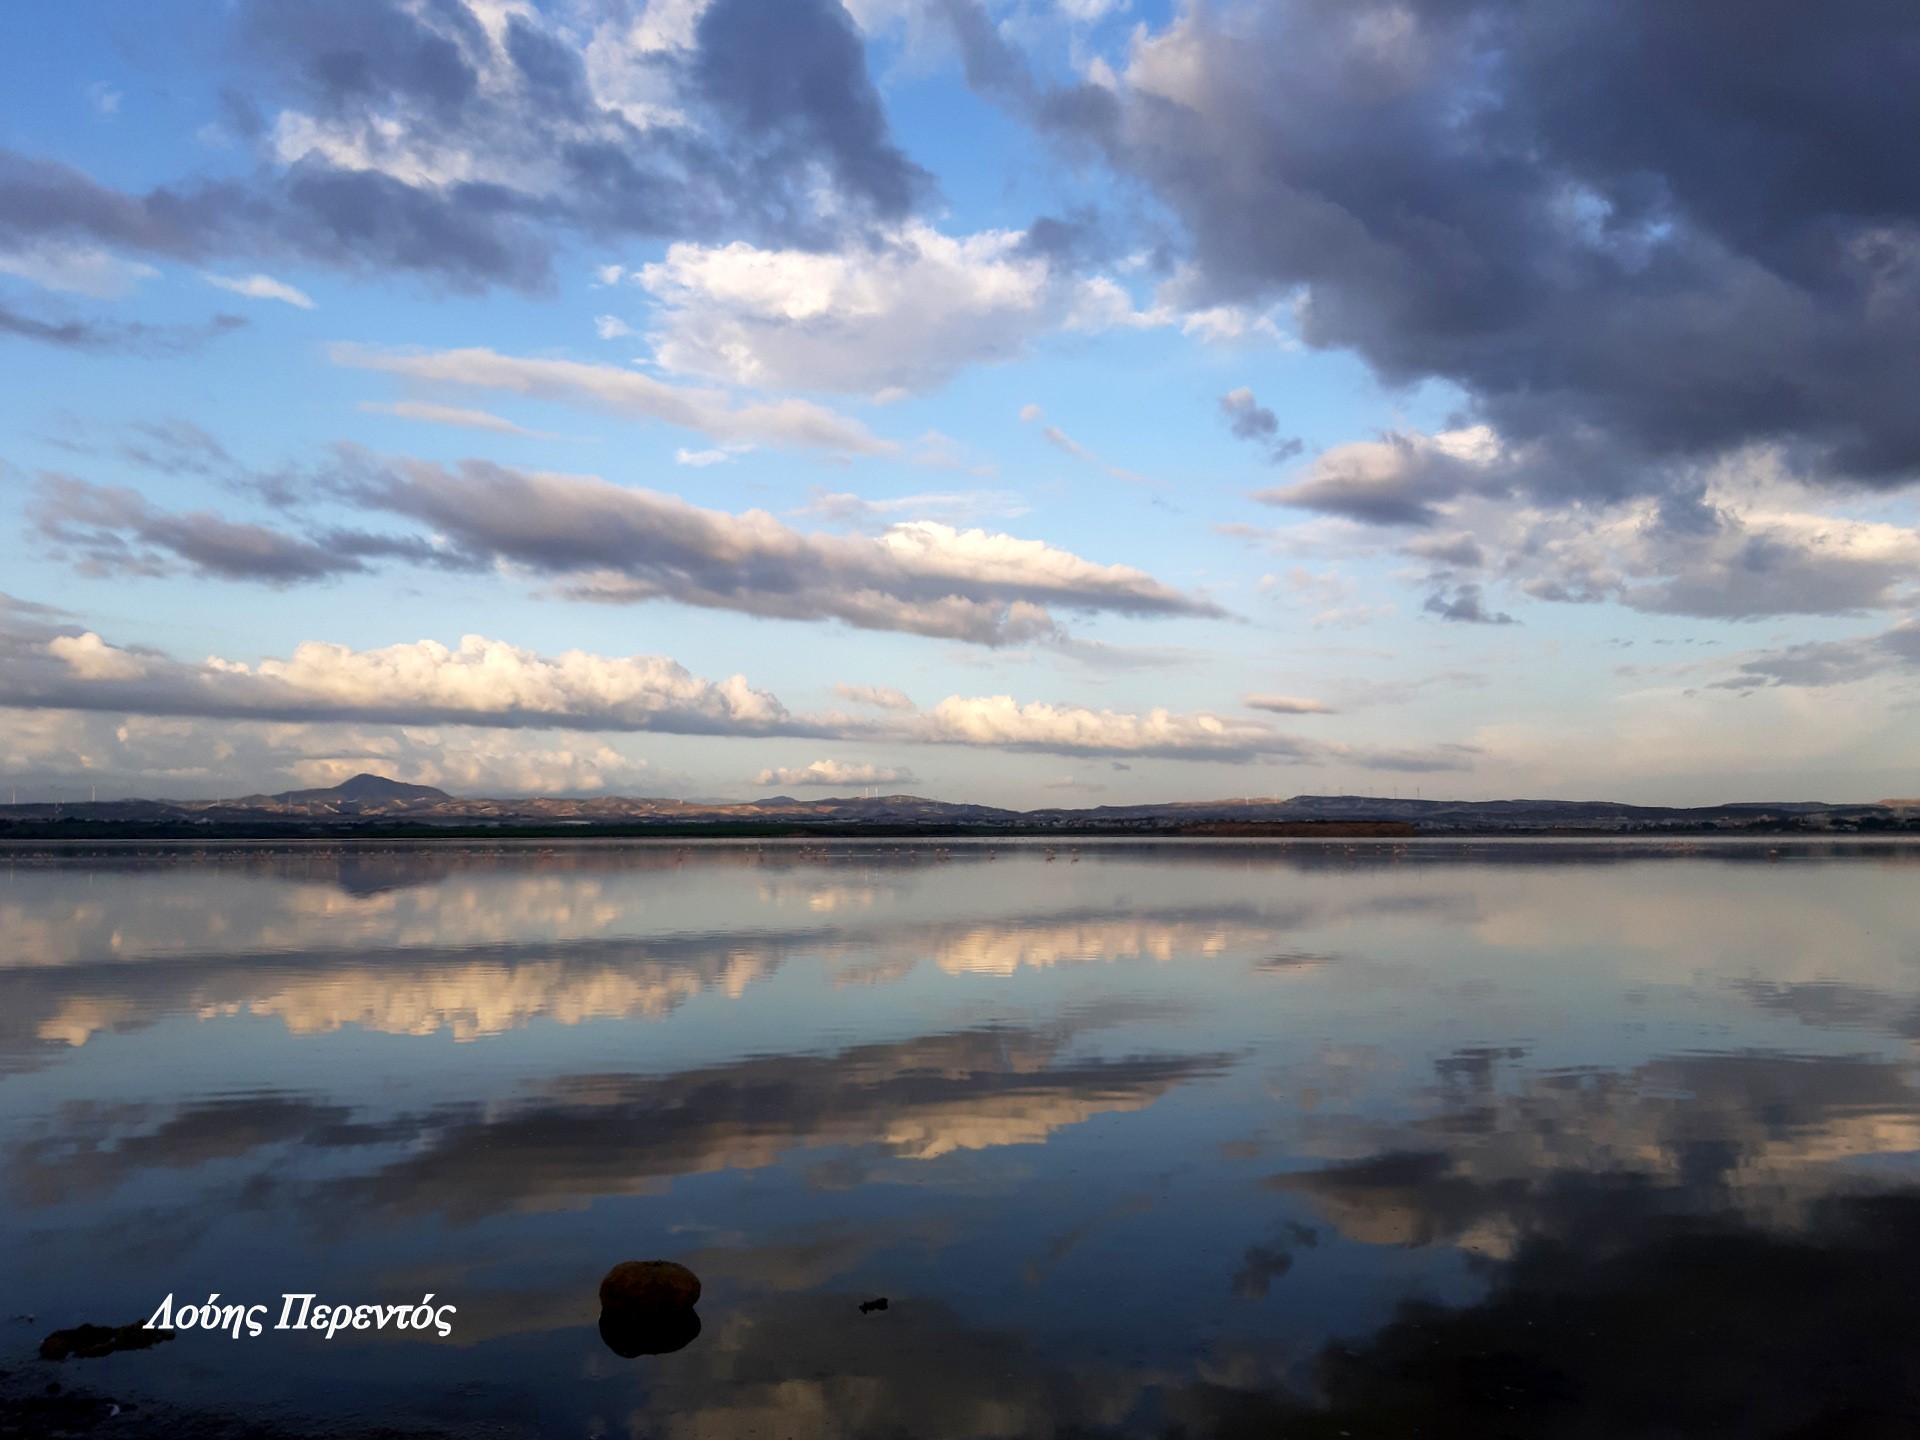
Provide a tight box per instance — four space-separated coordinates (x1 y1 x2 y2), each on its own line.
5 839 1920 1437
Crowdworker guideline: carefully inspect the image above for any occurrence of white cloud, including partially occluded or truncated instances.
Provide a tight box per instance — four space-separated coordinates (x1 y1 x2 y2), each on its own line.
0 603 1473 770
834 682 915 711
359 401 549 437
202 272 316 309
1019 404 1159 486
914 695 1306 760
334 345 893 456
10 626 794 736
0 707 651 798
756 759 914 788
594 315 634 339
634 223 1168 394
798 485 1030 529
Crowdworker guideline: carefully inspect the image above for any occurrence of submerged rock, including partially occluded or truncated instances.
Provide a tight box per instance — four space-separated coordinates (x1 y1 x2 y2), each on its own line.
599 1260 701 1313
39 1322 174 1361
598 1306 701 1358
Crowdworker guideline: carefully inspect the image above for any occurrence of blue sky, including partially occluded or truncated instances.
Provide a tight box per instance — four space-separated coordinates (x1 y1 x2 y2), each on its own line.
2 0 1916 805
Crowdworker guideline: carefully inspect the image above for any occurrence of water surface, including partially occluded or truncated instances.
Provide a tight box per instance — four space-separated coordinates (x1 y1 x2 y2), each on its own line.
5 839 1920 1436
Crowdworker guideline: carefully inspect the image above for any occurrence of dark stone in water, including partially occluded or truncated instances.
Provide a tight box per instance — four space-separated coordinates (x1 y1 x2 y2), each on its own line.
39 1322 174 1361
598 1306 701 1358
599 1260 701 1312
859 1297 889 1314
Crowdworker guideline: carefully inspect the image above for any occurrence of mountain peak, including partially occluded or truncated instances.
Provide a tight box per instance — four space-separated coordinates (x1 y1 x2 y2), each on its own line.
273 773 454 805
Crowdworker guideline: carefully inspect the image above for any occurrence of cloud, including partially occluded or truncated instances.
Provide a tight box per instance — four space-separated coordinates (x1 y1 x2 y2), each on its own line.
1423 582 1515 626
756 759 914 788
950 0 1920 500
634 221 1149 393
0 301 246 354
1253 427 1507 527
27 450 1217 645
202 271 315 308
1401 531 1487 570
0 608 797 736
1219 386 1305 463
29 474 385 583
0 240 156 297
0 602 1471 767
834 682 915 710
1714 620 1920 690
327 453 1220 644
334 344 892 455
912 695 1312 762
1244 694 1334 715
1511 483 1920 620
358 400 547 436
1019 403 1158 486
1262 428 1920 621
799 486 1030 530
0 0 929 294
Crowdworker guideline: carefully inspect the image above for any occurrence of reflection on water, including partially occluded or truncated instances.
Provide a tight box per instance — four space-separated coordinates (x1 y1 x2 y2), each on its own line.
4 839 1920 1436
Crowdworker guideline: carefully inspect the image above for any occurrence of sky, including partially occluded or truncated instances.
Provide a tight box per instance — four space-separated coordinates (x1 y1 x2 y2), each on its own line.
0 0 1916 807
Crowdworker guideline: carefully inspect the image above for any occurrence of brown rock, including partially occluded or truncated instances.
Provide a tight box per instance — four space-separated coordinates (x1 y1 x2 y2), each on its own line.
599 1260 701 1312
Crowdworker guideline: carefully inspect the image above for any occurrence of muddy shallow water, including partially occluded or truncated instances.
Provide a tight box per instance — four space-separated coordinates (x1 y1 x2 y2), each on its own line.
5 838 1920 1437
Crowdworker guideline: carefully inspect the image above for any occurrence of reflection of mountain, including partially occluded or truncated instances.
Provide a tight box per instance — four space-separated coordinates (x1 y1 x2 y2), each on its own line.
11 1025 1228 1219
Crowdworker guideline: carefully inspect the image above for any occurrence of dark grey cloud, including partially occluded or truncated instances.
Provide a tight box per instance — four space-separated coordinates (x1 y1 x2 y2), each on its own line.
24 445 1219 642
693 0 929 222
952 0 1920 499
0 299 246 354
1423 583 1514 625
1402 532 1486 571
28 475 401 583
1713 619 1920 689
0 0 926 293
1219 389 1307 466
323 450 1221 643
1220 387 1276 441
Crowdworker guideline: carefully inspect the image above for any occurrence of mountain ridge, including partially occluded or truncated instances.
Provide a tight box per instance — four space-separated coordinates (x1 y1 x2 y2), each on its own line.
2 774 1916 837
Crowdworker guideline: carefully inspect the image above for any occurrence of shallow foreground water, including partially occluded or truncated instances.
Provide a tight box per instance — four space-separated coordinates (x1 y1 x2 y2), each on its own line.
4 838 1920 1437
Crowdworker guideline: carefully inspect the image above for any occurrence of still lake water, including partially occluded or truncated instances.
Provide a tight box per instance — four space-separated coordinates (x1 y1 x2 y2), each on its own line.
4 838 1920 1437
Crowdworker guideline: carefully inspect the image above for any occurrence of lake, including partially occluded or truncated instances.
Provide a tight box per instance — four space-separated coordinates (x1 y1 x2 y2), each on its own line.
5 838 1920 1437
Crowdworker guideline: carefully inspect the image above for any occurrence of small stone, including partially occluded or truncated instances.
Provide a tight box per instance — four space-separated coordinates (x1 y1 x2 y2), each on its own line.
599 1260 701 1313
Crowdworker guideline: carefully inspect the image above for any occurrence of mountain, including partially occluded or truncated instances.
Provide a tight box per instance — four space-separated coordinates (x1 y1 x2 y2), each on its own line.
270 774 455 809
1 777 1916 837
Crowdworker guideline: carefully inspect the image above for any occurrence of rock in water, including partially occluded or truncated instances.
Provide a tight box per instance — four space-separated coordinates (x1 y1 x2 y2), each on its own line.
40 1323 174 1361
599 1260 701 1312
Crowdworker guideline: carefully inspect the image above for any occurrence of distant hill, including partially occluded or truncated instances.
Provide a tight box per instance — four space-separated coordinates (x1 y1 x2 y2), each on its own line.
2 775 1917 838
271 773 455 808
